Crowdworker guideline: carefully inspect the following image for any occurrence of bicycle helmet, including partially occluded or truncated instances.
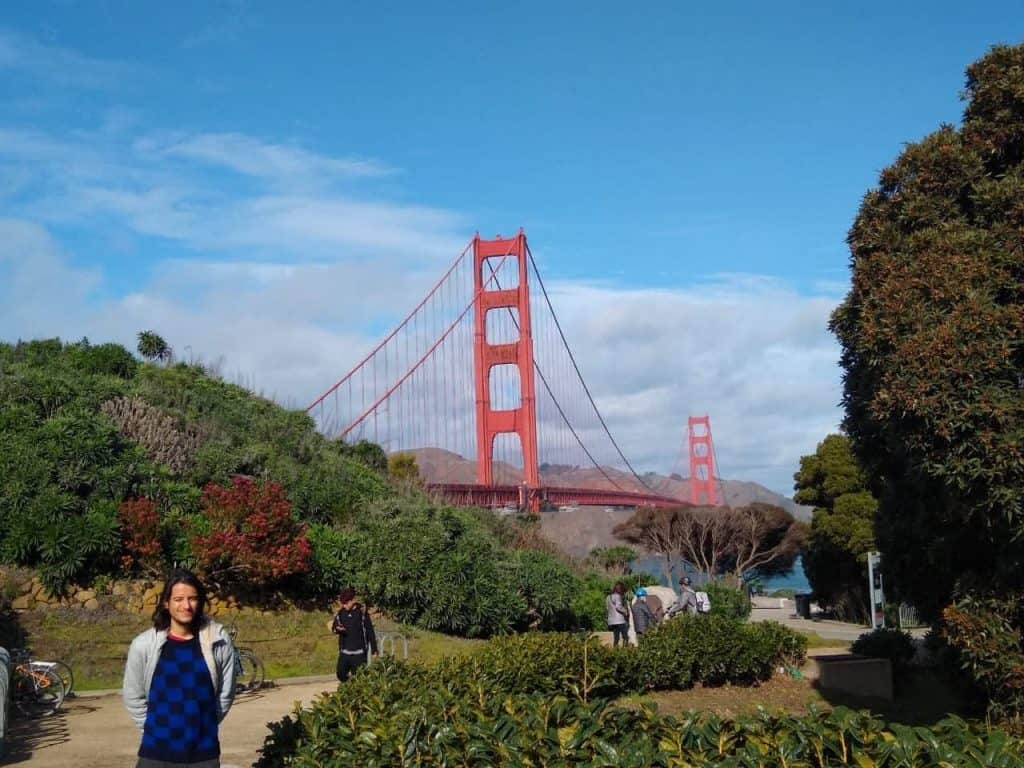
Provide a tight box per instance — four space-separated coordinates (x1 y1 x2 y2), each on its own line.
635 587 648 597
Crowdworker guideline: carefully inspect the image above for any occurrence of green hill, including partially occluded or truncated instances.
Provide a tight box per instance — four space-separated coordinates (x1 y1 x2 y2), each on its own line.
0 337 635 636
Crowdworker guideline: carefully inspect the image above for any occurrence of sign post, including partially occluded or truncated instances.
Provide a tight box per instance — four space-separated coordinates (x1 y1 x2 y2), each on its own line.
867 551 885 629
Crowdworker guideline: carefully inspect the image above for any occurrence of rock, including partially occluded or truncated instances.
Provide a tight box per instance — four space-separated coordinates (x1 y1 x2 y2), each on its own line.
11 594 34 610
84 598 100 610
76 589 97 603
112 582 129 596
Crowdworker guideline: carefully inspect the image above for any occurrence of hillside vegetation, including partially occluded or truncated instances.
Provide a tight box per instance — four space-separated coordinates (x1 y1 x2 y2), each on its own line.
0 337 643 636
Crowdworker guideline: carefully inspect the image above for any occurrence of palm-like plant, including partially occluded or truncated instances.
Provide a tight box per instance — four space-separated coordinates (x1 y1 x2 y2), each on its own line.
136 330 172 364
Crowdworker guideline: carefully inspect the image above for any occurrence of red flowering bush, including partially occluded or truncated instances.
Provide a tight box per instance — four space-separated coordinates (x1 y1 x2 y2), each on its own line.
119 497 164 575
190 477 311 587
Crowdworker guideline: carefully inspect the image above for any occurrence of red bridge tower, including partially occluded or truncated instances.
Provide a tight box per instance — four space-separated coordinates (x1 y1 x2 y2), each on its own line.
687 415 719 506
472 231 540 490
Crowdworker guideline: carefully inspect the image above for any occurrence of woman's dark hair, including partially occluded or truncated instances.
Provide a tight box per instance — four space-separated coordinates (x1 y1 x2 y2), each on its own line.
612 581 625 594
152 569 207 633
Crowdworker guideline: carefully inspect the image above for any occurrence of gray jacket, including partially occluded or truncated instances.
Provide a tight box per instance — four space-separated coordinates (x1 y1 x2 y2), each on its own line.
122 619 237 731
605 593 629 626
631 598 657 634
669 586 698 617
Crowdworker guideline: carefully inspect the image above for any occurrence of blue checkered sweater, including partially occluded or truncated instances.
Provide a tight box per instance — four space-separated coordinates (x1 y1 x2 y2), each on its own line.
138 634 220 763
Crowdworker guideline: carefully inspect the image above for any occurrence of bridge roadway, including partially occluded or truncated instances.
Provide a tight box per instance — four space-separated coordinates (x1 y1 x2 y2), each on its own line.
429 483 681 509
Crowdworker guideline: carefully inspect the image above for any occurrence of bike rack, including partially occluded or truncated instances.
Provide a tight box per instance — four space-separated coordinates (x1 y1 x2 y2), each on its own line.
373 632 408 663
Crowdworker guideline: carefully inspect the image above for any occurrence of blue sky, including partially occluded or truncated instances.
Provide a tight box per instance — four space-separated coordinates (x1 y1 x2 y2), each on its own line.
1 2 1020 493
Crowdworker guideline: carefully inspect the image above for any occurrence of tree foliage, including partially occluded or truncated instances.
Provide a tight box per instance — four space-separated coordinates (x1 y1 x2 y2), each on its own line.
794 434 877 622
189 478 312 588
613 503 805 584
830 44 1024 620
387 451 420 483
136 330 172 364
586 545 637 575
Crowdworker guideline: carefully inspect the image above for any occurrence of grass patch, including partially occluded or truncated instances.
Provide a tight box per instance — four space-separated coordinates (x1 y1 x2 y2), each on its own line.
799 631 850 650
2 606 482 690
619 668 974 728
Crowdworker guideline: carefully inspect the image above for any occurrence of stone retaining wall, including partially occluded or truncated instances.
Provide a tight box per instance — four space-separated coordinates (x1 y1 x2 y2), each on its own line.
0 567 258 616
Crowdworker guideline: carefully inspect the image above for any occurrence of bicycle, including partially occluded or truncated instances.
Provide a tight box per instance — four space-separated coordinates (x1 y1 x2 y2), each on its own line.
227 620 265 693
9 649 67 717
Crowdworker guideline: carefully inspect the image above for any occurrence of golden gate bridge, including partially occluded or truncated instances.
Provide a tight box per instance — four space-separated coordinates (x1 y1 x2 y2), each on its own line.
306 230 719 511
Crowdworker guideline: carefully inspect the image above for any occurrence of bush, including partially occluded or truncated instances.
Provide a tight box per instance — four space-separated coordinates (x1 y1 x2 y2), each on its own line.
511 550 578 630
942 594 1024 726
705 581 752 620
852 627 916 672
118 497 164 575
257 656 1024 767
189 478 312 588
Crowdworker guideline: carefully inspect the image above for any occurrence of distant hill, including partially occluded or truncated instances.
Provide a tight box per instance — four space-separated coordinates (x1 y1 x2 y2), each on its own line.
406 447 812 559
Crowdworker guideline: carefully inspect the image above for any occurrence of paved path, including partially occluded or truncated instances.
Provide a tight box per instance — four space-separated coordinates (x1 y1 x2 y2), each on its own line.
749 603 927 642
2 677 338 768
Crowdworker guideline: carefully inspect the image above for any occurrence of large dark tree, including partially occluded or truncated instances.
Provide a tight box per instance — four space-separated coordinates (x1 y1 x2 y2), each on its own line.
794 434 877 622
830 44 1024 621
613 503 804 585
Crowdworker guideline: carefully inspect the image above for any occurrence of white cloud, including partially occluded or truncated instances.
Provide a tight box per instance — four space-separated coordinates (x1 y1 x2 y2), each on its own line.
537 277 843 492
0 125 464 262
161 132 394 182
0 28 129 89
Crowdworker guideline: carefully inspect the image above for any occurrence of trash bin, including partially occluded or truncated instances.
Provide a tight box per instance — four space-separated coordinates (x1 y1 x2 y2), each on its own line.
794 593 811 619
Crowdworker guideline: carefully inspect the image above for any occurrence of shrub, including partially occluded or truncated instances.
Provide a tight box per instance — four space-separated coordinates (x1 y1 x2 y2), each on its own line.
942 594 1024 726
511 550 577 630
70 342 138 379
101 396 202 475
347 501 527 637
190 478 312 588
705 581 752 620
118 497 164 575
852 627 916 672
257 657 1024 767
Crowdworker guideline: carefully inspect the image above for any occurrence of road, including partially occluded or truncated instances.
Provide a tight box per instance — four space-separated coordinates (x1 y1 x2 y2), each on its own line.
2 677 338 768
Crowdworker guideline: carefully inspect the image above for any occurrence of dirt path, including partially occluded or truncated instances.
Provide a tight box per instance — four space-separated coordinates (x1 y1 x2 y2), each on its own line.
3 678 337 768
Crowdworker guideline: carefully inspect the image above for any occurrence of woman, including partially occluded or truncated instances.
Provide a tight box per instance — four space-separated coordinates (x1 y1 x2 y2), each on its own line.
123 569 237 768
327 587 378 682
605 581 630 647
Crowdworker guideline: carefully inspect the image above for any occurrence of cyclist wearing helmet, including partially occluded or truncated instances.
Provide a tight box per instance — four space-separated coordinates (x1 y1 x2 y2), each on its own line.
631 587 657 638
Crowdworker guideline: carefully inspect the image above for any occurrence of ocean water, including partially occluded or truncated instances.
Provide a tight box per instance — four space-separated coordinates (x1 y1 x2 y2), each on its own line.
633 555 811 594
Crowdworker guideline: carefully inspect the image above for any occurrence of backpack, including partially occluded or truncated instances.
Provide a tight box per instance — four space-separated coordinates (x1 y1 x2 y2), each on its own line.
694 591 712 614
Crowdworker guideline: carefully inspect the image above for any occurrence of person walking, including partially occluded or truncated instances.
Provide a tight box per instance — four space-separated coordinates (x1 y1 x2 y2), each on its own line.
328 587 378 682
605 581 630 647
671 576 699 616
123 569 237 768
630 587 658 641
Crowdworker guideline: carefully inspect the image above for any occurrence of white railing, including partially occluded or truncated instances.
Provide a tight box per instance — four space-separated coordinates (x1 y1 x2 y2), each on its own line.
898 603 923 629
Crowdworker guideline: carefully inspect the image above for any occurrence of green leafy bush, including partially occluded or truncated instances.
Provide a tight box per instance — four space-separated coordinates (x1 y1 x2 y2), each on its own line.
704 581 752 620
257 657 1024 767
511 550 578 630
852 627 916 672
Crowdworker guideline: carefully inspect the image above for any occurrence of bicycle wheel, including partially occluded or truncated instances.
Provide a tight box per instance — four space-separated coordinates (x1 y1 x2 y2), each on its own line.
31 660 75 698
13 666 66 717
235 648 265 692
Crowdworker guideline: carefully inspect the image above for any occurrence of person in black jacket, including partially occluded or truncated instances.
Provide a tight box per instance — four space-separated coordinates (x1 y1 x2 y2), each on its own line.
327 587 378 682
